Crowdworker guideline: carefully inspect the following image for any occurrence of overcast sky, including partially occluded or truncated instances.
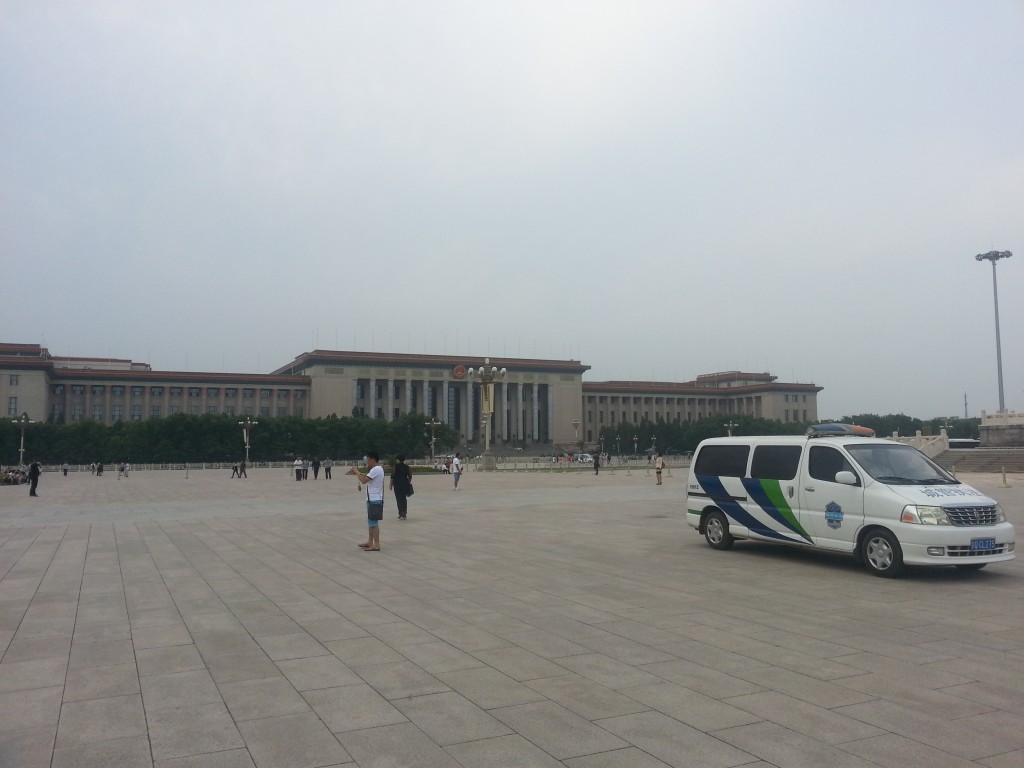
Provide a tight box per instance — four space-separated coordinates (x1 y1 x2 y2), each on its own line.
2 1 1021 420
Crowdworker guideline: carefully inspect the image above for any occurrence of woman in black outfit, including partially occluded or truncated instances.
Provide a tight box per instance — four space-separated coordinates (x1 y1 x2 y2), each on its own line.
389 455 413 520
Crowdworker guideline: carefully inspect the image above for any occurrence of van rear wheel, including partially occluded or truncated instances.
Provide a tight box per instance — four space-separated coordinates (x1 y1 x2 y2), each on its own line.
704 511 734 550
861 529 904 578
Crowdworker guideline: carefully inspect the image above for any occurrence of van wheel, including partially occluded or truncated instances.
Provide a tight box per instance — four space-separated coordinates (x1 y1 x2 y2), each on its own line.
704 511 734 550
955 563 987 571
860 529 904 578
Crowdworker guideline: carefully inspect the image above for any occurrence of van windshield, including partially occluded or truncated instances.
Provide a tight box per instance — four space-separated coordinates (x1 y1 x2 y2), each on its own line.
845 444 958 485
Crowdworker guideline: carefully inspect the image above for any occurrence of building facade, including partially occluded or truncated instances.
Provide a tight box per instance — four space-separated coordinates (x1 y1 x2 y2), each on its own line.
2 343 821 448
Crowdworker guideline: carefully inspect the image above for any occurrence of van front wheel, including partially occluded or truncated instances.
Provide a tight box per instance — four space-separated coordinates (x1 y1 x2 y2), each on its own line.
861 529 904 578
704 511 734 550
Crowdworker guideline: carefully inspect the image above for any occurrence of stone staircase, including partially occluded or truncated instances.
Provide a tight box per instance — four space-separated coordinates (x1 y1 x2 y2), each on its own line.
932 448 1024 474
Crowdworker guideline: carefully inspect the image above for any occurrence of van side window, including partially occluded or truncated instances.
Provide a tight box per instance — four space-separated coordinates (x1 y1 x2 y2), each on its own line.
808 445 856 483
693 445 750 477
750 445 802 480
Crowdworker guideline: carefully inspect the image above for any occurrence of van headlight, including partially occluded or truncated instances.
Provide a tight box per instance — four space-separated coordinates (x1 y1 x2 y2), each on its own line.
901 505 951 525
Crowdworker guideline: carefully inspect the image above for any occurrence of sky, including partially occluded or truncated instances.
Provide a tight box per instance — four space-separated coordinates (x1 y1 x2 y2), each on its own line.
2 1 1022 421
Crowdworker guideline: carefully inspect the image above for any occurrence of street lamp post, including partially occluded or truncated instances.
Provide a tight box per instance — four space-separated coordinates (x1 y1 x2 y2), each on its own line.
975 250 1013 412
725 421 738 437
424 417 442 461
572 418 580 446
615 434 621 455
468 358 506 471
633 435 638 455
238 416 258 465
11 412 33 466
650 435 656 454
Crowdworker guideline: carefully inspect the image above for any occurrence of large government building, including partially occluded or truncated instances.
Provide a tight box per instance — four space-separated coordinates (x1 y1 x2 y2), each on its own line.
1 343 821 448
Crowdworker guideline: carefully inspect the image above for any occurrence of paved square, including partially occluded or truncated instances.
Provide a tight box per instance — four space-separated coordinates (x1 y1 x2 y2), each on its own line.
1 465 1022 767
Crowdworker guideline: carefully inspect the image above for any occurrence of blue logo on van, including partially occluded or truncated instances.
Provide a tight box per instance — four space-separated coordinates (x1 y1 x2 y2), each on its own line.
825 502 843 530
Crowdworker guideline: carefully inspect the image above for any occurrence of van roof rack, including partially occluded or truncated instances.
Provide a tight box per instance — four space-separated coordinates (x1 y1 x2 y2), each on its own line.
806 423 875 438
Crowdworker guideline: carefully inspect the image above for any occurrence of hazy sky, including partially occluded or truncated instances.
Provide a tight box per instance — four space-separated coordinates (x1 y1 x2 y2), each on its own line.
2 1 1022 420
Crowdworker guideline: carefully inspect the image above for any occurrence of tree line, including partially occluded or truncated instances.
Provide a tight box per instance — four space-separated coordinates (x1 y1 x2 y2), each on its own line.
596 414 981 456
0 413 460 465
2 411 979 465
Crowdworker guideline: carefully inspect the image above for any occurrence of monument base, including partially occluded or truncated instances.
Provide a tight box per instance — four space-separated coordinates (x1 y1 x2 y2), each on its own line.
481 453 498 471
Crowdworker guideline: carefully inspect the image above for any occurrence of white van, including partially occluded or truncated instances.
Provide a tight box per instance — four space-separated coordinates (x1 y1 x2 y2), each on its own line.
685 425 1015 577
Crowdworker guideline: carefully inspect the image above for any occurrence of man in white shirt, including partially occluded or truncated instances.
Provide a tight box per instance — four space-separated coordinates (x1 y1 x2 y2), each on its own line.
452 452 463 491
350 452 385 551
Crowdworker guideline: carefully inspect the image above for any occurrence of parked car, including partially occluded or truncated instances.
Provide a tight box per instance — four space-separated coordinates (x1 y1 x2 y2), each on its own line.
575 453 594 463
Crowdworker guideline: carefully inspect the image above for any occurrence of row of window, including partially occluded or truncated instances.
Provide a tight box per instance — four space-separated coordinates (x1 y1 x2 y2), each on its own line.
693 443 850 483
54 405 303 421
585 408 810 424
586 394 811 405
52 384 304 399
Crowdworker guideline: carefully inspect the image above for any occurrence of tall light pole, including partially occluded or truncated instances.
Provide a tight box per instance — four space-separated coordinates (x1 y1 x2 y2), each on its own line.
425 417 441 461
633 435 638 455
975 250 1012 412
238 416 258 464
572 418 580 447
11 412 33 466
725 421 738 437
468 358 506 470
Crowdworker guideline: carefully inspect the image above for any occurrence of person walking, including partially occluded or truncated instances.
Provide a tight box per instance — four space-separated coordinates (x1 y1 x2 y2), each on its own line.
239 459 247 478
294 457 303 481
62 461 69 477
350 451 384 551
28 460 41 497
312 457 321 479
231 462 240 478
655 451 665 485
390 455 413 520
302 457 310 480
323 458 333 479
452 452 463 491
594 453 600 475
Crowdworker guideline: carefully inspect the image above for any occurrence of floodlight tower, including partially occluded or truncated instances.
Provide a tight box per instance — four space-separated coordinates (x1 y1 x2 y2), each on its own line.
975 250 1012 412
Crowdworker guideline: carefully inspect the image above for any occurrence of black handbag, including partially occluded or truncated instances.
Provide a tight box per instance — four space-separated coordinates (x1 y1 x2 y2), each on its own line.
406 482 414 497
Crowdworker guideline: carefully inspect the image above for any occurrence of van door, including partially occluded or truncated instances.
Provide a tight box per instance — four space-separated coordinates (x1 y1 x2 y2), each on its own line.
798 444 864 551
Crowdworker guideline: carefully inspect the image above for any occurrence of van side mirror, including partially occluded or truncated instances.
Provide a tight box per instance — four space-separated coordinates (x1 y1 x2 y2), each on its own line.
835 470 858 486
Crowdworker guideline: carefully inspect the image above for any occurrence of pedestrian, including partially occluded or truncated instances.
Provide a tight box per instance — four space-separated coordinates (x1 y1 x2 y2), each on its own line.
28 459 41 497
323 457 333 479
443 457 451 474
62 461 69 477
452 452 463 491
90 462 96 475
594 453 600 475
350 451 384 551
239 459 247 478
655 450 665 485
96 462 104 476
312 457 321 479
390 455 413 520
294 457 303 481
231 461 240 478
302 457 310 480
124 462 130 478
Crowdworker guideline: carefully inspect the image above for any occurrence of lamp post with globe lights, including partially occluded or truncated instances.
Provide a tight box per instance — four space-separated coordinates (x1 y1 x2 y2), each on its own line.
238 416 258 465
11 412 33 466
468 358 506 470
975 250 1012 412
424 417 442 461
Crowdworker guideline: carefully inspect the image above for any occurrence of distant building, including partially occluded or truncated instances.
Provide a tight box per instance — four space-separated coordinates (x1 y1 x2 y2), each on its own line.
1 343 821 448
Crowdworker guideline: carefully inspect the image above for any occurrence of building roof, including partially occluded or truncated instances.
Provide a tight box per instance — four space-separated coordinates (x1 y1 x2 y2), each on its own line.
584 378 822 395
272 349 592 376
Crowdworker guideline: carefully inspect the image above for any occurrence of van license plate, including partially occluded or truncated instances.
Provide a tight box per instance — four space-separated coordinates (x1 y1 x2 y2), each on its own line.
970 538 996 551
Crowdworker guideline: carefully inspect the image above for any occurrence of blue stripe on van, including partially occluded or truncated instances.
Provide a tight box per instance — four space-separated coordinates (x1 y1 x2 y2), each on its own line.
695 475 794 542
741 478 813 543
